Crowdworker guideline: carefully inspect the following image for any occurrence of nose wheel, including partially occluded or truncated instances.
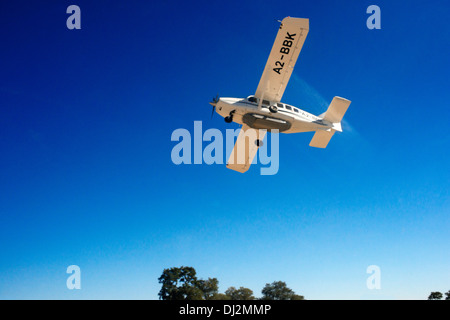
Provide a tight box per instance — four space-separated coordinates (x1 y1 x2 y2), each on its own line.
224 110 236 123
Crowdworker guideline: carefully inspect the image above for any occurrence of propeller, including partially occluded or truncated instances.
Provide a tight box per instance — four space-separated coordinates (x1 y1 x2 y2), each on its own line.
209 94 219 119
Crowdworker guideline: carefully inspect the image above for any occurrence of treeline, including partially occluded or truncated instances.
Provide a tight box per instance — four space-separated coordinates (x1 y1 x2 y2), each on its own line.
428 291 450 300
158 266 304 300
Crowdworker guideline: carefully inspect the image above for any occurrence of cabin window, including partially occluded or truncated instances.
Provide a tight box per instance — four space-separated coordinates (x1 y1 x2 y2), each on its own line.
285 105 292 111
248 96 258 103
294 108 299 113
277 103 284 109
262 100 270 106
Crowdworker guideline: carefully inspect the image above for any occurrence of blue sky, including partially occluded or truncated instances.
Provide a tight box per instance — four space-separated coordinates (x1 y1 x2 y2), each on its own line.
0 0 449 299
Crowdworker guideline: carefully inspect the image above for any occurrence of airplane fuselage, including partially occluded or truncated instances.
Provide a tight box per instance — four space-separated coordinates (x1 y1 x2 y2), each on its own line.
214 96 336 134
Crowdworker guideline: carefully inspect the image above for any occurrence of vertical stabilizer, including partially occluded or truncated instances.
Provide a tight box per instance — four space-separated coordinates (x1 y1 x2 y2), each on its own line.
321 97 351 124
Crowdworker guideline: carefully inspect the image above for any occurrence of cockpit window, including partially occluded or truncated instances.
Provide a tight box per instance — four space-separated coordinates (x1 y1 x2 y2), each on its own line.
248 96 258 103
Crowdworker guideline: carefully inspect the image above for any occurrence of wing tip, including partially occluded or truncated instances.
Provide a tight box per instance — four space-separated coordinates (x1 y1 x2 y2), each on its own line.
282 16 309 29
226 163 250 173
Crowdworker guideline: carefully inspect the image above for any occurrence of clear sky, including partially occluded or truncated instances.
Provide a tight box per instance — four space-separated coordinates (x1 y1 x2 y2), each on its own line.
0 0 449 299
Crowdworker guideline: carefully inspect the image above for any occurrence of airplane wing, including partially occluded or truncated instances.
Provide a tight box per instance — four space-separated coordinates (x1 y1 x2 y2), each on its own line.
255 17 309 103
227 125 267 173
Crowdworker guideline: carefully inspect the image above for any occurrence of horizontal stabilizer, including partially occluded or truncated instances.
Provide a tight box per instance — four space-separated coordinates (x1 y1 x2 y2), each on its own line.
309 130 335 149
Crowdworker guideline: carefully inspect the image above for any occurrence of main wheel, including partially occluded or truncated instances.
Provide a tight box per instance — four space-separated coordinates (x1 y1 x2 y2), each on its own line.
225 116 233 123
269 105 278 113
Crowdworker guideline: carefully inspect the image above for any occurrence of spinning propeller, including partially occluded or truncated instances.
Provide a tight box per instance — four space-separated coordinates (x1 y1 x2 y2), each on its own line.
209 94 219 119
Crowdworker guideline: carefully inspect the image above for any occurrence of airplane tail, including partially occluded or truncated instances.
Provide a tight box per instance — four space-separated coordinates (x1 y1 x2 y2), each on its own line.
309 97 351 149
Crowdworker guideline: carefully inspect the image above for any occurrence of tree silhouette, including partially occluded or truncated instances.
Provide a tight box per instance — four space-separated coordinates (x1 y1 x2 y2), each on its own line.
427 292 443 300
158 266 204 300
225 286 255 300
261 281 304 300
157 267 305 300
197 278 219 300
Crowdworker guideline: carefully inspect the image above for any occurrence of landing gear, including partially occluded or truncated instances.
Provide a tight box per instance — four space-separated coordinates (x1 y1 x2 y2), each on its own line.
269 105 278 113
224 110 236 123
255 139 263 147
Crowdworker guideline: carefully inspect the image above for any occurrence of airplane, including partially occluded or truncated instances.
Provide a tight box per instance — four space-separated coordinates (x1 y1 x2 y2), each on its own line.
209 17 351 173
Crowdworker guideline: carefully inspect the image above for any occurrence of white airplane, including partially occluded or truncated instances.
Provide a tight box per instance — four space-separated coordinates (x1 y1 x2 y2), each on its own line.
210 17 351 173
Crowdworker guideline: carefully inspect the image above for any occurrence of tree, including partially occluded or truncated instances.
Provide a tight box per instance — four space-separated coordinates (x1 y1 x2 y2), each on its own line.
157 267 308 300
158 266 204 300
225 286 255 300
211 293 232 300
428 292 443 300
261 281 304 300
445 290 450 300
197 278 219 300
